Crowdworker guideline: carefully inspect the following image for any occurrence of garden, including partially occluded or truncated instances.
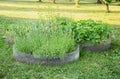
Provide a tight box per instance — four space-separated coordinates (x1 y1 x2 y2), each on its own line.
0 0 120 79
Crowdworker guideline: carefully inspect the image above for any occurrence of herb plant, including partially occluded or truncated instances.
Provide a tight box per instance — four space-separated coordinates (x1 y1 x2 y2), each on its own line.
13 18 75 57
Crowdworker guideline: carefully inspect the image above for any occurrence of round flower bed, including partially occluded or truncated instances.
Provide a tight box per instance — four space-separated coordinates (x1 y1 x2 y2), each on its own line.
72 19 112 51
13 45 79 65
12 18 79 65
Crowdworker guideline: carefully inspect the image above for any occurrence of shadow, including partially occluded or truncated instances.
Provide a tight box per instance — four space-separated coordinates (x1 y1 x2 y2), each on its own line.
0 4 107 13
0 1 119 13
0 0 97 4
0 0 73 5
0 15 38 25
0 5 37 11
50 2 98 5
0 0 39 3
111 2 120 6
108 11 120 13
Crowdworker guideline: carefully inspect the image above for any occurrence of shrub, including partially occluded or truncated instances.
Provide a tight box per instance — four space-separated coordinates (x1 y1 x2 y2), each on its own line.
72 19 112 44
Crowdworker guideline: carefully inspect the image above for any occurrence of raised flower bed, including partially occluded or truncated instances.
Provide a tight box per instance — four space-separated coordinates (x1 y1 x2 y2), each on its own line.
13 45 79 65
12 19 80 65
72 19 112 51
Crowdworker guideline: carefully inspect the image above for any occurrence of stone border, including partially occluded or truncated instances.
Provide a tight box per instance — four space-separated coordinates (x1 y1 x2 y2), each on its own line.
80 39 111 52
13 45 79 65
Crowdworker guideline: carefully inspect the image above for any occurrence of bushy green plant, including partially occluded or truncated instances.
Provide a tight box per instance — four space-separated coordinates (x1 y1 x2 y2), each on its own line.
53 16 75 32
72 19 112 44
13 18 75 57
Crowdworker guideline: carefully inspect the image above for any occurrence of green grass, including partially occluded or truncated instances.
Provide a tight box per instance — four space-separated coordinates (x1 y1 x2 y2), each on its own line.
0 0 120 25
0 0 120 79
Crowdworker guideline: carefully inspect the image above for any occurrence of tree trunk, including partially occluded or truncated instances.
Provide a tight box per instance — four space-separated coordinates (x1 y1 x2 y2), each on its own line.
100 0 110 12
39 0 41 2
106 3 110 12
53 0 55 3
75 0 79 6
97 0 102 4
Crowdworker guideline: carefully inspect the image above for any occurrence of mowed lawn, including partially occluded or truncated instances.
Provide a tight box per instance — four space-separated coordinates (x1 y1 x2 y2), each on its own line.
0 0 120 25
0 0 120 79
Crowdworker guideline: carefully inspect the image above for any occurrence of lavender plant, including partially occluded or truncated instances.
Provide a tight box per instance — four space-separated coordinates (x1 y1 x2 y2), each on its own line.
13 18 75 57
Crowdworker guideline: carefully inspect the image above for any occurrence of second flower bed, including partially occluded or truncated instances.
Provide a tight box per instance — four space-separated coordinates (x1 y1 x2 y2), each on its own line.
72 19 112 51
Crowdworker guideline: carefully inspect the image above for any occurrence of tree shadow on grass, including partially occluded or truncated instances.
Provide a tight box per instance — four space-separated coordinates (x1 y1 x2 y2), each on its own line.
108 10 120 13
0 5 109 13
0 15 37 23
0 1 120 14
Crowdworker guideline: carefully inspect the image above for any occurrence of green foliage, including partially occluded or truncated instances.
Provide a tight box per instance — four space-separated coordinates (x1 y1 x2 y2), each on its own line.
104 0 112 3
72 19 112 44
54 16 73 26
13 18 75 57
53 16 75 32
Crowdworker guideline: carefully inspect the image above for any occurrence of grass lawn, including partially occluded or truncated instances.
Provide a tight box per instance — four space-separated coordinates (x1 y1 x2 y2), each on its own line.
0 0 120 79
